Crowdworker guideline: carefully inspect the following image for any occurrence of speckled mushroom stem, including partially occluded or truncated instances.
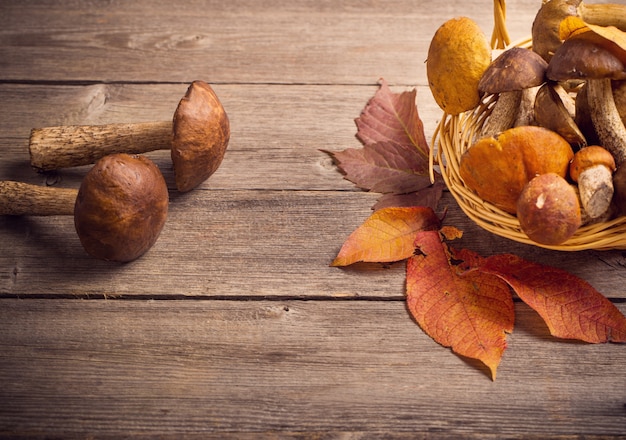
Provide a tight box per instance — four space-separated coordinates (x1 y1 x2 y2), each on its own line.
587 78 626 166
29 121 173 171
0 181 77 216
479 91 522 138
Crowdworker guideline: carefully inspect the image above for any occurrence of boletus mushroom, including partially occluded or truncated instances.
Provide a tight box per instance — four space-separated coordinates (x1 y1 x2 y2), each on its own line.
459 126 574 214
570 145 616 219
29 80 230 192
531 0 626 62
0 153 168 262
534 81 587 148
478 47 548 137
517 173 582 246
426 16 492 115
546 20 626 165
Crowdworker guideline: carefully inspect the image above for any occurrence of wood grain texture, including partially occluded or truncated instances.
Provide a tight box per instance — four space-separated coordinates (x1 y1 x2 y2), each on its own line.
0 299 625 438
0 0 543 85
1 0 626 437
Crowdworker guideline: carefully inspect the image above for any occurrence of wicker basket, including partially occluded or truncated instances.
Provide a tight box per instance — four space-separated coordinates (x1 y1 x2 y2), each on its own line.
430 0 626 251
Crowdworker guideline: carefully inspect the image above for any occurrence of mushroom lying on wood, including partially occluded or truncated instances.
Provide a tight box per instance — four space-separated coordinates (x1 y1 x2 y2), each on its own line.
0 154 168 262
532 0 626 62
29 80 230 192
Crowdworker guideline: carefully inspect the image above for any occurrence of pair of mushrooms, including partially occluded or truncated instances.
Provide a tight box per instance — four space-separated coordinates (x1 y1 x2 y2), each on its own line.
0 81 230 262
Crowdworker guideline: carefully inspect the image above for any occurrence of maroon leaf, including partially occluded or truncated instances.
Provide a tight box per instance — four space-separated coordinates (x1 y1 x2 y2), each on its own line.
356 78 429 158
326 141 434 194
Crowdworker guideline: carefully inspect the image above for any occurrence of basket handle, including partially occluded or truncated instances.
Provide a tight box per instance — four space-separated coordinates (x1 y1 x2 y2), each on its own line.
491 0 511 49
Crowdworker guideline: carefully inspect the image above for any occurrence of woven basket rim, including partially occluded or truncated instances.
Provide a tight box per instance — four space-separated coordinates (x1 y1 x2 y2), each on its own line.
430 5 626 251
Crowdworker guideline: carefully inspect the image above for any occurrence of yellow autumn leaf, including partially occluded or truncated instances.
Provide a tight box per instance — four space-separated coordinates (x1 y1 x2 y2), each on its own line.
331 206 441 266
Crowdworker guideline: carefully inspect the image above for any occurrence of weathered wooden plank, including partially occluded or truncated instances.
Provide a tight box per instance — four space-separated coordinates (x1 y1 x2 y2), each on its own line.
0 298 624 438
2 82 626 299
0 0 543 84
1 189 626 300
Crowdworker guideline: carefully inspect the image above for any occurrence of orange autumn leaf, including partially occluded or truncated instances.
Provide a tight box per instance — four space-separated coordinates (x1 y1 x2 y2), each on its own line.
478 254 626 343
331 206 440 266
406 230 515 380
559 16 626 55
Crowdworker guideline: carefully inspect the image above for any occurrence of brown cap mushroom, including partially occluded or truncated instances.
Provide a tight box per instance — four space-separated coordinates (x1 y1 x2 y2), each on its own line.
547 29 626 165
517 173 582 246
0 153 168 262
171 81 230 192
531 0 626 62
569 146 616 219
477 47 548 137
459 126 574 214
534 81 586 147
75 154 169 262
29 80 230 192
426 17 492 115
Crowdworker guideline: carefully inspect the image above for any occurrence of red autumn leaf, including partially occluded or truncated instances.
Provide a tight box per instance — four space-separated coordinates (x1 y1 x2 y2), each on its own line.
355 78 429 158
406 230 515 380
478 254 626 343
331 206 441 267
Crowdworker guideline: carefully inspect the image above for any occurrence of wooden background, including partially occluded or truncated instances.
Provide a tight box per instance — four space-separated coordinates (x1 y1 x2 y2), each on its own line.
0 0 625 438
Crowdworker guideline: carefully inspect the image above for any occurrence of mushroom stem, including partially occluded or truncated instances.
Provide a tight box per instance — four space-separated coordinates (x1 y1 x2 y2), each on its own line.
587 78 626 166
0 181 77 216
480 91 522 138
29 121 173 171
514 85 540 127
577 164 614 219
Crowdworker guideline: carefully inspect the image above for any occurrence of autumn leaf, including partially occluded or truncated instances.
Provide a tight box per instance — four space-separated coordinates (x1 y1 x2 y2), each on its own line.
372 180 445 211
326 141 434 194
331 206 441 267
323 78 442 210
355 78 429 157
406 230 515 380
478 254 626 343
559 16 626 55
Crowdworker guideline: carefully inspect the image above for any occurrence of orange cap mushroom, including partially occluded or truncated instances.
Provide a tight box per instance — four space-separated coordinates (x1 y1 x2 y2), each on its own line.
426 17 492 115
569 146 616 219
459 126 574 214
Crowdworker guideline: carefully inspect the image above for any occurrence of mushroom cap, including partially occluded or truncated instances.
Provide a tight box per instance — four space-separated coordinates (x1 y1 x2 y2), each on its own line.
426 17 492 115
517 173 581 245
171 80 230 192
478 47 548 94
547 35 626 81
534 82 586 147
459 126 574 213
569 145 616 181
74 153 169 262
531 0 580 62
